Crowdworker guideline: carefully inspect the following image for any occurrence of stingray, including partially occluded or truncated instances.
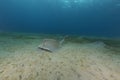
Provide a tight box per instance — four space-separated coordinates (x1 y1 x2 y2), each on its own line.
38 36 68 52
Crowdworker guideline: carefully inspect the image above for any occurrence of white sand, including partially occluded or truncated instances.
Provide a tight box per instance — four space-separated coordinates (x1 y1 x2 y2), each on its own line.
0 33 120 80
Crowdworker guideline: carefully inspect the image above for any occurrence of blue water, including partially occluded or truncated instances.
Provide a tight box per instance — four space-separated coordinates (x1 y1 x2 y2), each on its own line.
0 0 120 37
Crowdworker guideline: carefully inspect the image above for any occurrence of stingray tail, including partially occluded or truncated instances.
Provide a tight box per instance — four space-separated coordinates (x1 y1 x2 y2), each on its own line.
59 35 68 45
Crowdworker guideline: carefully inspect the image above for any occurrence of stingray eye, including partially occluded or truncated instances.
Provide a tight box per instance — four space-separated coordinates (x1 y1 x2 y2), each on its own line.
43 40 47 43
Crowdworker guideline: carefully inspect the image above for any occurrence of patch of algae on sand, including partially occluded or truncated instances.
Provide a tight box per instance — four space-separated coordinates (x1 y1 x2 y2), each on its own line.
67 35 120 52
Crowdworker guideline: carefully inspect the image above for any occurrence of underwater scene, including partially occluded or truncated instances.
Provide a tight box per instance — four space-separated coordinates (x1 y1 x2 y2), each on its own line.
0 0 120 80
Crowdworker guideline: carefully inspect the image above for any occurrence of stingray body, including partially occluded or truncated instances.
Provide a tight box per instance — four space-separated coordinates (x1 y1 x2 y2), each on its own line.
38 36 68 52
38 39 60 52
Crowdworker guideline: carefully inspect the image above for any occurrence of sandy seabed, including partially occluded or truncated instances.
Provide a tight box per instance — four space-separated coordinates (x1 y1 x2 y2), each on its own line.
0 32 120 80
